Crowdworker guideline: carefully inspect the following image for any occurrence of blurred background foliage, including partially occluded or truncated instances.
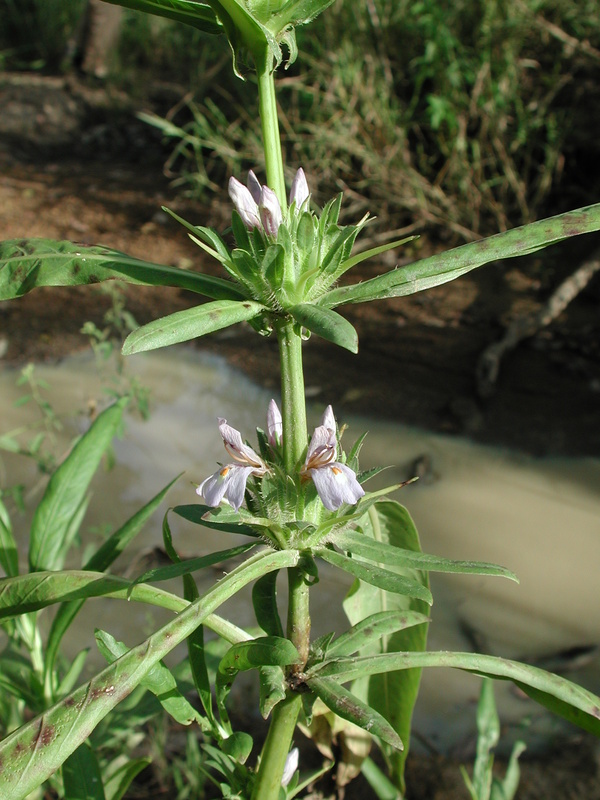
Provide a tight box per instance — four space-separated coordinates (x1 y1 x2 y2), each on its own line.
1 0 599 242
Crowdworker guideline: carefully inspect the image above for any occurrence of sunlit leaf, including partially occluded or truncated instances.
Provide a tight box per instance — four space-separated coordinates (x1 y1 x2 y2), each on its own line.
0 549 299 800
317 546 432 604
0 239 243 301
306 675 403 751
327 610 430 658
289 303 358 352
343 501 429 792
29 398 127 572
101 0 222 33
122 299 265 354
310 650 600 737
319 203 600 307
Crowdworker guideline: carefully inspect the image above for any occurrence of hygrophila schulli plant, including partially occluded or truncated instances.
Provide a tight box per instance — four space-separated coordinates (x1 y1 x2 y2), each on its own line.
2 1 600 798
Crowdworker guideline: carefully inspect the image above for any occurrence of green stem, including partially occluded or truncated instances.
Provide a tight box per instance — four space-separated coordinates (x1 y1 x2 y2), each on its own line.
276 317 307 474
256 47 286 206
250 694 302 800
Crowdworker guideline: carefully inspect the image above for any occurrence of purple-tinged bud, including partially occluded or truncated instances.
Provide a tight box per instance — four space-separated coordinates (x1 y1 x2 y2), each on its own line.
289 167 309 208
247 170 262 204
259 186 283 237
267 399 283 447
229 176 261 229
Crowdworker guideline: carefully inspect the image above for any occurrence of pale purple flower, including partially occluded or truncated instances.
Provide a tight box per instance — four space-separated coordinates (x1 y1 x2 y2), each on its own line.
281 746 299 787
228 168 310 237
197 417 268 512
301 406 365 511
259 186 283 237
289 167 309 208
267 399 283 448
228 177 262 230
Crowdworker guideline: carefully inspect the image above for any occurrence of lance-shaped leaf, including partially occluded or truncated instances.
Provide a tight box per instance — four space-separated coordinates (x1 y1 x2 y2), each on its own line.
333 524 518 581
306 675 403 751
0 239 244 301
253 572 284 637
45 475 181 681
319 203 600 307
317 546 432 604
29 398 127 572
289 303 358 353
310 651 600 737
101 0 222 34
215 636 299 728
343 501 430 793
127 542 257 595
96 630 210 730
327 610 430 659
0 548 299 800
122 299 265 354
174 503 261 537
62 744 105 800
0 498 18 577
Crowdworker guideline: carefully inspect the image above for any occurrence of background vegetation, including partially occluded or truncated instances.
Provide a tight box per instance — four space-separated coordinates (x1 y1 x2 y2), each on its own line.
2 0 600 242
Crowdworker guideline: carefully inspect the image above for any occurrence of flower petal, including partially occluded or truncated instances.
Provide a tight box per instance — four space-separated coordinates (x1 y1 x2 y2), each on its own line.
218 418 266 470
259 186 283 237
304 423 336 470
247 170 262 204
289 167 309 208
267 399 283 447
308 462 365 511
281 747 299 787
320 404 336 433
197 464 255 511
229 176 261 229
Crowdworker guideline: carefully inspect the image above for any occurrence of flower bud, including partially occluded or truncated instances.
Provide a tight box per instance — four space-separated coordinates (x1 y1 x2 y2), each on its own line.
289 167 309 208
259 186 283 237
229 176 261 230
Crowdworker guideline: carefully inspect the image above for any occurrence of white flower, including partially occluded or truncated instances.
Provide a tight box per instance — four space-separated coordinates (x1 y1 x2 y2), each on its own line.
267 399 283 448
301 406 365 511
197 417 267 512
228 168 310 237
281 747 299 787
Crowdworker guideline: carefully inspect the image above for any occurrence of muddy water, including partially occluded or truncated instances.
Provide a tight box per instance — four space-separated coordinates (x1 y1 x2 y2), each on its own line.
2 348 600 753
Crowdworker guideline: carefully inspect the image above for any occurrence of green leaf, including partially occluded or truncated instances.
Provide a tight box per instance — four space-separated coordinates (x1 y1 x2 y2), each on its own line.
128 541 256 594
29 398 127 572
337 236 419 276
333 523 518 581
289 303 358 353
306 675 403 751
103 759 151 800
215 636 299 728
122 299 265 354
269 0 338 30
95 630 210 730
174 503 261 537
319 203 600 307
0 498 18 577
62 743 106 800
45 476 181 681
317 546 432 604
0 549 299 800
328 610 430 659
310 650 600 737
101 0 222 33
343 501 430 793
258 665 287 719
0 239 244 301
252 572 284 637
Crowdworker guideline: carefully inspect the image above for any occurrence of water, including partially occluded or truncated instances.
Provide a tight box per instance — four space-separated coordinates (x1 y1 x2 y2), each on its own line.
2 347 600 753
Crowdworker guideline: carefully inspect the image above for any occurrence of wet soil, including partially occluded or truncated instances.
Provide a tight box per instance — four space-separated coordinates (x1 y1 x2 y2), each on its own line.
1 72 600 799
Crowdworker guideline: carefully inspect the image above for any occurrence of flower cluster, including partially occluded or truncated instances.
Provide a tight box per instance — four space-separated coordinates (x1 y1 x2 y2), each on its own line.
228 168 310 238
197 402 364 513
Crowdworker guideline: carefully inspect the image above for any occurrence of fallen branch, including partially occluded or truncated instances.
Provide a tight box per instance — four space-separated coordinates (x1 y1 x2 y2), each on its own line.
476 247 600 397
